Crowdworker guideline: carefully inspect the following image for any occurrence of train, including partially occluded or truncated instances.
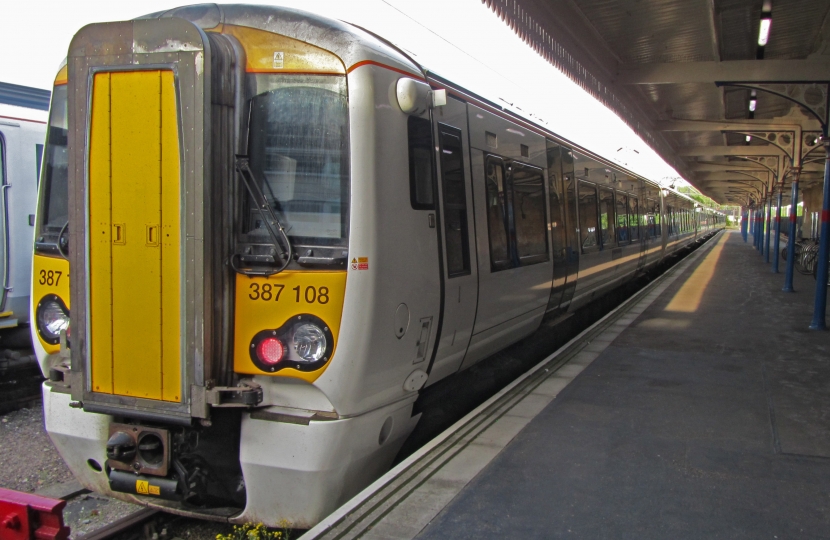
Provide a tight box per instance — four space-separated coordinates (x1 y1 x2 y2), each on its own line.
0 83 48 347
33 4 724 528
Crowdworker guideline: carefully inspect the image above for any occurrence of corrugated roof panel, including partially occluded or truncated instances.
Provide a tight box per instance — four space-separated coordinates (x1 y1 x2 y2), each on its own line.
765 0 830 58
574 0 718 63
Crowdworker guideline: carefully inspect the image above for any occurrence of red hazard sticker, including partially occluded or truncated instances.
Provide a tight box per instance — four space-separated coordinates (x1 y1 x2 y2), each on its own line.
351 257 369 270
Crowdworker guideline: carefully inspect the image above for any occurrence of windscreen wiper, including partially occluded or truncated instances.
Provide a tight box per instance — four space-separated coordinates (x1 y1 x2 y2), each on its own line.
232 156 293 275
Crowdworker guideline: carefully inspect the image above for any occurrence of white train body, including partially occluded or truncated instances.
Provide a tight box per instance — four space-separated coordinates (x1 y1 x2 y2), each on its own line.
0 99 46 335
34 4 722 528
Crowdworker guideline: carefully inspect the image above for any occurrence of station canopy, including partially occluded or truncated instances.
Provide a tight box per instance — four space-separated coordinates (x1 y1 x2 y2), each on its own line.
483 0 830 208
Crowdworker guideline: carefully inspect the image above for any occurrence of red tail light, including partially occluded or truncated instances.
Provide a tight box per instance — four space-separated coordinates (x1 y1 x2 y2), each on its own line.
256 337 285 366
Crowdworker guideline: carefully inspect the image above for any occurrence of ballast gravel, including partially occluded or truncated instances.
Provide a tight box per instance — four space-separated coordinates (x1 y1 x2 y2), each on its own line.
0 403 75 492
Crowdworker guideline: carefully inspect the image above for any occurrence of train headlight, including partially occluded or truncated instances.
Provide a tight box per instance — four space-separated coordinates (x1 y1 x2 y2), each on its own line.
292 323 327 362
249 315 334 373
36 294 70 345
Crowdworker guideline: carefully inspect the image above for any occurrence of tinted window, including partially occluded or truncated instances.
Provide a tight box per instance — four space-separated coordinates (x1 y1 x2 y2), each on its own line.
599 188 615 247
512 163 548 263
615 192 628 244
578 181 598 250
547 144 566 262
40 84 68 233
439 128 470 277
485 156 510 269
628 197 639 241
408 116 434 209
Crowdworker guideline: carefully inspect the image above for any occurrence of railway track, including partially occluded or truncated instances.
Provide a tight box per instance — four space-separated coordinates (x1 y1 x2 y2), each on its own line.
0 348 43 414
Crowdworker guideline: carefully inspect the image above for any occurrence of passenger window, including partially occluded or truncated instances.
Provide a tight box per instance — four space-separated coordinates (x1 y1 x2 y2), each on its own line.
485 156 510 269
439 127 470 277
547 144 566 262
512 163 548 264
599 188 615 247
408 116 434 209
615 193 628 244
628 197 639 241
578 181 598 250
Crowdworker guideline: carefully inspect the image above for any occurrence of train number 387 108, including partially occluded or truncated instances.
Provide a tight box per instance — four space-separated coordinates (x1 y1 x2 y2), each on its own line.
248 283 330 304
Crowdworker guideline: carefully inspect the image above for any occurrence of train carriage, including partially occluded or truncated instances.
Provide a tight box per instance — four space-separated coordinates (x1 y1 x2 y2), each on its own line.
33 4 721 527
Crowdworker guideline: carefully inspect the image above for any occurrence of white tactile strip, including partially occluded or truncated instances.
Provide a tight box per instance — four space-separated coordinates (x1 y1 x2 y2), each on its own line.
301 232 723 540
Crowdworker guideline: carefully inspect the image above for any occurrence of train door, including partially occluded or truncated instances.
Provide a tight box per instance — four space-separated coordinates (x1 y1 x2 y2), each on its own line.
546 141 579 313
427 97 479 382
0 131 6 311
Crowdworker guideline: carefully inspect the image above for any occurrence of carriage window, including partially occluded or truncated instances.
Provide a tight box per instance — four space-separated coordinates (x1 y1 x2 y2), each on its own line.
647 198 658 237
408 116 434 209
628 197 640 241
485 156 510 269
512 163 548 264
547 143 566 262
599 188 615 247
439 127 470 277
578 181 598 250
615 193 628 244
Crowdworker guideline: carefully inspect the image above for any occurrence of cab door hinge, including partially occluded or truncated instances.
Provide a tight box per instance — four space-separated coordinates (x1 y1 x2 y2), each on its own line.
205 381 263 407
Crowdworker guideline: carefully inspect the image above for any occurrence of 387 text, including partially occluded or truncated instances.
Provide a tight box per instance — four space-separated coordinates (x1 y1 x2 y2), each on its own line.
38 270 63 287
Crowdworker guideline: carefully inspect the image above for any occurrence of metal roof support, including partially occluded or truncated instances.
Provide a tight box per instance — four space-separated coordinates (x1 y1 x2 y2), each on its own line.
741 209 749 243
773 185 783 274
783 167 801 292
772 158 786 275
809 138 830 330
712 80 829 325
765 194 772 263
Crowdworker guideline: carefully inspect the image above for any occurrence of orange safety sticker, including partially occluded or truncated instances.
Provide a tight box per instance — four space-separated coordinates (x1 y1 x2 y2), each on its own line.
351 257 369 271
136 480 161 496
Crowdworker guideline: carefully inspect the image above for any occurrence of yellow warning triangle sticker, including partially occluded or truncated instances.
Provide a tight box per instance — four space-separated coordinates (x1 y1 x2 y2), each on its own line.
351 258 357 263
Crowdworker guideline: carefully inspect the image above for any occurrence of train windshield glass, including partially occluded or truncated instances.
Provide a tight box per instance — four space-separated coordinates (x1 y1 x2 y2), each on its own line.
36 84 69 252
245 74 349 247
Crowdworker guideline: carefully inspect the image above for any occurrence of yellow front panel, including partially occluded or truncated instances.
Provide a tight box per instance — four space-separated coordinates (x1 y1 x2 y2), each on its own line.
159 71 182 402
32 255 70 354
88 70 181 402
89 73 114 392
234 271 346 382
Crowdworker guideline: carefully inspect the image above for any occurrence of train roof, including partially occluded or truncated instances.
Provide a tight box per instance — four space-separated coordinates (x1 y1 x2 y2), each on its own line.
138 3 424 79
115 4 721 214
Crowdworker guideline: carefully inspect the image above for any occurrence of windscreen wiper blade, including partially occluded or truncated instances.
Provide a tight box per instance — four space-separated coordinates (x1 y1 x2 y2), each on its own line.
232 155 293 275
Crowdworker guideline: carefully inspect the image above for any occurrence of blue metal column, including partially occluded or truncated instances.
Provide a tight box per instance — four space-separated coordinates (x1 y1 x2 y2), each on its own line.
741 209 748 242
809 138 830 330
765 196 772 263
773 187 782 273
783 169 801 292
756 208 763 252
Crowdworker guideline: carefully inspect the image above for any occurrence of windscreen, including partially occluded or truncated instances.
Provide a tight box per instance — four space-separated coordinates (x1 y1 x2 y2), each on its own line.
244 74 349 247
35 84 68 252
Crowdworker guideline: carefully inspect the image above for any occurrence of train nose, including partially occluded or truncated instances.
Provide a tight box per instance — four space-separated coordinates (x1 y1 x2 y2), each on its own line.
105 431 136 462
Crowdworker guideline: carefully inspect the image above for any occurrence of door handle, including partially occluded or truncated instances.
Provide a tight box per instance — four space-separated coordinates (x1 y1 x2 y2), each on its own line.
112 223 126 245
146 224 159 247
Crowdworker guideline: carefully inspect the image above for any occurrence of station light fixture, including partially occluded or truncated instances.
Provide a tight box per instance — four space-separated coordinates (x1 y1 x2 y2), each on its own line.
758 16 772 46
749 99 757 112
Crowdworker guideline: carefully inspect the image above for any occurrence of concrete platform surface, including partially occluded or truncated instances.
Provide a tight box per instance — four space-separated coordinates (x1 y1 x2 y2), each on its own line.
413 230 830 539
302 230 830 540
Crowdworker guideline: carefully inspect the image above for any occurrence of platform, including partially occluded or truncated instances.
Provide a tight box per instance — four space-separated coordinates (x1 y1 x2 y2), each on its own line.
303 230 830 539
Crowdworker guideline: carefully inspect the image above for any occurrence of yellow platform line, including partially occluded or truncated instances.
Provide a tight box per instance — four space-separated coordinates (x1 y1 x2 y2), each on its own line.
665 233 728 313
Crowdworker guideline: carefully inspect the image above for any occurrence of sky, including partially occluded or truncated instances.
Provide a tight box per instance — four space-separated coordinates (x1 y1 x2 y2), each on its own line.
0 0 687 186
